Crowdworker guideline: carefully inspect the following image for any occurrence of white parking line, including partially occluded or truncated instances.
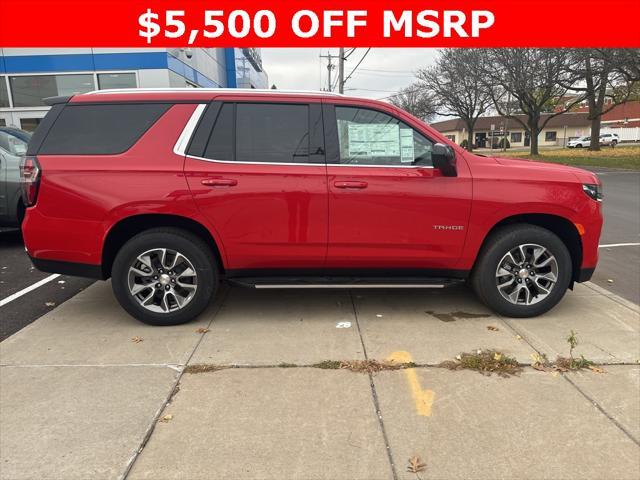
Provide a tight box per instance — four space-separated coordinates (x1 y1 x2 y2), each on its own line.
0 274 60 308
599 243 640 248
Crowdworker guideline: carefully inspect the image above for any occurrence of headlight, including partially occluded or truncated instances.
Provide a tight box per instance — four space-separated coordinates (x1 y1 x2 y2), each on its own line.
582 184 602 202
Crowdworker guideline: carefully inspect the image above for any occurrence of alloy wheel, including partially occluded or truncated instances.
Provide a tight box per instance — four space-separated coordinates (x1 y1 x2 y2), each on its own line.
495 243 559 306
127 248 198 313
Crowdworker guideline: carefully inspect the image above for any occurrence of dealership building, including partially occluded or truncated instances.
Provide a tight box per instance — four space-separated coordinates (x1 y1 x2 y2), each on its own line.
0 48 268 131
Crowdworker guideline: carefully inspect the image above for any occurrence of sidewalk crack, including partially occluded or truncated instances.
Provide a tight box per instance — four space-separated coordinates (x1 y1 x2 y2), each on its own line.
119 286 229 480
498 314 640 447
349 291 398 480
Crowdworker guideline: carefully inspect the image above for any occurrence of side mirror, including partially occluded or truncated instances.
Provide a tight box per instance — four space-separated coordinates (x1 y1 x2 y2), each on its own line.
432 143 457 177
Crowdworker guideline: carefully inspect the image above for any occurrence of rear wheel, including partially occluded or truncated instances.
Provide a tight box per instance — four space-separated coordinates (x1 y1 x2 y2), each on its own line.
111 228 217 325
471 224 572 317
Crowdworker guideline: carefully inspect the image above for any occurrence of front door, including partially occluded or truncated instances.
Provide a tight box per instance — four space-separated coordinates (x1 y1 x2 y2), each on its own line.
323 103 472 272
184 101 328 271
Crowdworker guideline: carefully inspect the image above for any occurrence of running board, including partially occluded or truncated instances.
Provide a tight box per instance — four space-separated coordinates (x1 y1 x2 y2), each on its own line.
228 277 463 289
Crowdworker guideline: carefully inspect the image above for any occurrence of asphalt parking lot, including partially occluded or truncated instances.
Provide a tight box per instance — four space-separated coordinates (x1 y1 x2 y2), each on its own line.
0 166 639 480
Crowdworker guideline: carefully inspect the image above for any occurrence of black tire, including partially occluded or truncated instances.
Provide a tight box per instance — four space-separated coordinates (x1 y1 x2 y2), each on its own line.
611 140 617 148
576 144 582 148
471 224 572 318
111 228 218 326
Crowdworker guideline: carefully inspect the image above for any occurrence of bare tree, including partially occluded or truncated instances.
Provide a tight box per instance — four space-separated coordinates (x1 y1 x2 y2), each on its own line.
482 48 584 155
388 83 437 122
416 49 492 151
565 49 640 151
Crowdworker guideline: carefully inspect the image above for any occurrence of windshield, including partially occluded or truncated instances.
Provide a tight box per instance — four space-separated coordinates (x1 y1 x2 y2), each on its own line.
0 130 30 156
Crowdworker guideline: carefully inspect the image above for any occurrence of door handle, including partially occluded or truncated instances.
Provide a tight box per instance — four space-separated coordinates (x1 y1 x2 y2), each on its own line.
201 178 237 187
334 181 368 189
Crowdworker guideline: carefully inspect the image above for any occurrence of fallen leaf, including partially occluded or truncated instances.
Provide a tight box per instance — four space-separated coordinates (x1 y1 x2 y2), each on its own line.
195 327 210 334
45 302 55 307
607 279 614 284
486 325 499 331
160 414 173 423
588 365 606 374
516 335 523 340
493 352 503 361
407 456 426 474
131 336 144 343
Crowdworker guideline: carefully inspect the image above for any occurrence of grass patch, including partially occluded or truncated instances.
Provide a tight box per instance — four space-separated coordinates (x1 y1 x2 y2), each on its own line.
493 145 640 170
439 350 522 377
183 364 226 374
311 359 417 373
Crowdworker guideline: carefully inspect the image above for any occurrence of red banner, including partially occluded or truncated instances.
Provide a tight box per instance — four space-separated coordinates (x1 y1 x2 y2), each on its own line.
1 0 639 47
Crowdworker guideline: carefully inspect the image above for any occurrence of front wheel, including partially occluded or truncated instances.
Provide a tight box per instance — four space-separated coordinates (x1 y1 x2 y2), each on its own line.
471 224 572 318
111 228 218 325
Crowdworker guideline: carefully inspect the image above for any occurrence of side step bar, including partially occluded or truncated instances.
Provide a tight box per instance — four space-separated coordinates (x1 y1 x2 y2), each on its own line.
228 277 463 289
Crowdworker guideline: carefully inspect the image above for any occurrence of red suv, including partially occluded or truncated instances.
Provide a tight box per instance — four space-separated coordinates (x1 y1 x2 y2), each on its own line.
21 89 602 325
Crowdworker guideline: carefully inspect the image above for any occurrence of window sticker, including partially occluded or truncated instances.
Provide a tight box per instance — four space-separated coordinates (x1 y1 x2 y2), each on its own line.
400 128 415 163
347 123 400 158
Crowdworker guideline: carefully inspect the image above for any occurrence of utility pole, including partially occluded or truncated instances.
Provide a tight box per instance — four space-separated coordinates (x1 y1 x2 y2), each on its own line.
338 48 345 94
320 51 336 92
319 51 335 91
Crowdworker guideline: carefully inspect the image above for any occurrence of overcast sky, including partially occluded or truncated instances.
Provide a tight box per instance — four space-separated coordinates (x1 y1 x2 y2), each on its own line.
261 48 438 100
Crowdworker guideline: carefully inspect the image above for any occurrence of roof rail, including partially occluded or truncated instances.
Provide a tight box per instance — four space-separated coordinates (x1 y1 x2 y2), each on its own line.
85 88 344 97
43 95 73 105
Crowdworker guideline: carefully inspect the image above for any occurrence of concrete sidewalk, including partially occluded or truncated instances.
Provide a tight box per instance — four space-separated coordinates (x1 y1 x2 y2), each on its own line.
1 281 639 480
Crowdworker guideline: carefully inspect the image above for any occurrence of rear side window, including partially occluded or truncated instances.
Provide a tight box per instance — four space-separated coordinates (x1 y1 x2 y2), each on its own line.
235 103 309 163
203 103 234 161
38 103 170 155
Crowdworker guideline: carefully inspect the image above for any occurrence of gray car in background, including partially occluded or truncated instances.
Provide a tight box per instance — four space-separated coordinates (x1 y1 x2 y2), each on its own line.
0 127 31 227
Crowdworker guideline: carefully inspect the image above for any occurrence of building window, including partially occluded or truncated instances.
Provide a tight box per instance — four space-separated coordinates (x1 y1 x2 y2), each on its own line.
511 132 522 143
97 73 136 90
10 74 95 107
0 78 9 108
20 118 42 132
445 134 456 142
545 131 557 142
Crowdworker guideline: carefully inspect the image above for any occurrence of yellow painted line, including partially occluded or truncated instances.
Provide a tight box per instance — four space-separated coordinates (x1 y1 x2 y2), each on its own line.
388 351 435 417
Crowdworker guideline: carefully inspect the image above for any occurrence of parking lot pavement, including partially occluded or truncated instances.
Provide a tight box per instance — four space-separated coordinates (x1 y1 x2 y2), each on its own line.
591 169 640 305
0 228 94 341
1 281 639 480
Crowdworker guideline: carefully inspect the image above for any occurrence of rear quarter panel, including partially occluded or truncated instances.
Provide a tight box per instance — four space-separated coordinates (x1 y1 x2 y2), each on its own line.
22 104 225 265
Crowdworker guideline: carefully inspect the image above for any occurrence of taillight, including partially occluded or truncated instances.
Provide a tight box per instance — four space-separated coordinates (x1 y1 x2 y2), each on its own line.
20 155 41 206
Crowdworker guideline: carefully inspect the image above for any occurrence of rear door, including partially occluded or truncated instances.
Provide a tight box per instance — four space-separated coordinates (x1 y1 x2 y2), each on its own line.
323 102 472 272
184 99 328 271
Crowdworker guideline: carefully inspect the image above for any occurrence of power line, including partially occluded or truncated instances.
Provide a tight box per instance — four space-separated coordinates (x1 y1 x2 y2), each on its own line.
344 48 357 59
343 48 372 85
360 68 415 74
350 71 415 78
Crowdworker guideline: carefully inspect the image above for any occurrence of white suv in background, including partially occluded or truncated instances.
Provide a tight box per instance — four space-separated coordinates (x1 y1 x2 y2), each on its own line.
599 133 619 147
567 136 591 148
567 134 619 148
